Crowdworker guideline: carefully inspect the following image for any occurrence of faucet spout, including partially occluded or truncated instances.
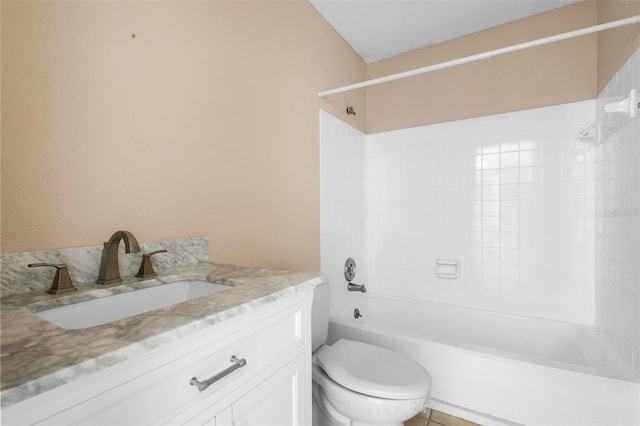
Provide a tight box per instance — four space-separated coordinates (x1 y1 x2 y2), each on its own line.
347 282 367 293
96 230 141 285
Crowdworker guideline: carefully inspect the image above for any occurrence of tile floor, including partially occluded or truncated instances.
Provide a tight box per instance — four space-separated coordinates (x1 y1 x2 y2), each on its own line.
405 408 481 426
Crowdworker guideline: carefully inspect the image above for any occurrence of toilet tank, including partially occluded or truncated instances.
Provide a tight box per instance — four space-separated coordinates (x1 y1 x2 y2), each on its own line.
311 281 329 351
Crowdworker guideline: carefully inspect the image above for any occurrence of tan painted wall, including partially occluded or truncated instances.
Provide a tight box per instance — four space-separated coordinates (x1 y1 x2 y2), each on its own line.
366 1 598 133
597 0 640 92
1 1 366 271
0 0 3 253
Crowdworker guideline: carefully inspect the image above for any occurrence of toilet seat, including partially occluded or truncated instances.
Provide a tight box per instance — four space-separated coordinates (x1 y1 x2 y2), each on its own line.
316 339 431 400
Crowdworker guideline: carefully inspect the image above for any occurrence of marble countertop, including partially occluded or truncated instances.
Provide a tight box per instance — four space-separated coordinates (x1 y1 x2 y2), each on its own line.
0 262 326 407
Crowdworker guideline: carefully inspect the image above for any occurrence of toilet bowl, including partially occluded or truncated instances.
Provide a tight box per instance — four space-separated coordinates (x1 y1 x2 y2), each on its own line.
312 339 432 426
311 282 432 425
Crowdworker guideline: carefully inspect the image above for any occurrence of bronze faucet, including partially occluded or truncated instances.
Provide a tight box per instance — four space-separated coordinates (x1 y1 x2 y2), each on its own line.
96 230 141 284
28 263 77 294
135 249 168 278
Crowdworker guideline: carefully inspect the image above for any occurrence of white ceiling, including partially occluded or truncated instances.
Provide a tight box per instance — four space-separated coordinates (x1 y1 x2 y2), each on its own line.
309 0 581 63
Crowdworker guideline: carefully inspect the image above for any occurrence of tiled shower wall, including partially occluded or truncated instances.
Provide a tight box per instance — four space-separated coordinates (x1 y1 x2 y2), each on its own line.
320 110 368 313
594 48 640 375
367 101 596 324
321 50 639 329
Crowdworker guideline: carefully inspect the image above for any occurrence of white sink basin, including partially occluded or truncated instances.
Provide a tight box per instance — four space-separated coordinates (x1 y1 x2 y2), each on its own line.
35 280 230 330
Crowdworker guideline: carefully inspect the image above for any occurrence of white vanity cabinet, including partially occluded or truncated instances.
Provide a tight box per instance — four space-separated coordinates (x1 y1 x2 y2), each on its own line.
2 290 313 426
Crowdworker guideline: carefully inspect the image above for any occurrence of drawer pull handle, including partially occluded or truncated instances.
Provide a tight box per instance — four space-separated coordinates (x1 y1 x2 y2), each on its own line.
190 356 247 392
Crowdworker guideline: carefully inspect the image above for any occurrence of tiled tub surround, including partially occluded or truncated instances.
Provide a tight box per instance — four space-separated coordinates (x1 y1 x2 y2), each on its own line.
320 110 368 314
322 100 601 324
367 100 597 325
0 254 325 407
594 47 640 381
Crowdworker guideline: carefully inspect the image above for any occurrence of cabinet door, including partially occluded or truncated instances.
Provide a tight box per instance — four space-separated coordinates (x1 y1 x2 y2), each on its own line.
217 353 306 426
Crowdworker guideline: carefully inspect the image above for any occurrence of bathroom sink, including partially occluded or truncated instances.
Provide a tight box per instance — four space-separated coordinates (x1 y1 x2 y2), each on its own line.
34 280 230 329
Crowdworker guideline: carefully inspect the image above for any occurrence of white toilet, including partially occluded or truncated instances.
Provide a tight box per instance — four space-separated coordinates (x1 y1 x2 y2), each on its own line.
312 282 432 426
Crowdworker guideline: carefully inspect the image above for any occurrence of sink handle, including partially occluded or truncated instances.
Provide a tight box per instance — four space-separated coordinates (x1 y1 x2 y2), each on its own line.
135 250 168 279
28 263 77 295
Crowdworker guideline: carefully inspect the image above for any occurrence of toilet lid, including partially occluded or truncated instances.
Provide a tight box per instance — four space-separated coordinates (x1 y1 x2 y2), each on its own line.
316 339 431 400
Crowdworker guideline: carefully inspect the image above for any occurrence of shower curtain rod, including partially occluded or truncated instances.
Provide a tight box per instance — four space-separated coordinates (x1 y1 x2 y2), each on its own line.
318 14 640 98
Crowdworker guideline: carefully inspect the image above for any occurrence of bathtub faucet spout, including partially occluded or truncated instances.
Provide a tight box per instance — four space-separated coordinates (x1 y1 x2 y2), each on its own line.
347 282 366 292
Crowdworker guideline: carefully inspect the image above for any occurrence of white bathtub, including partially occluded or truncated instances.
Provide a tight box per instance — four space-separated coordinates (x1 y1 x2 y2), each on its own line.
328 294 640 426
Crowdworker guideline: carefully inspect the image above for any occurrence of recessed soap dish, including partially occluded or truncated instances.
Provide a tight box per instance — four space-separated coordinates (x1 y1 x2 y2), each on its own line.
436 259 460 279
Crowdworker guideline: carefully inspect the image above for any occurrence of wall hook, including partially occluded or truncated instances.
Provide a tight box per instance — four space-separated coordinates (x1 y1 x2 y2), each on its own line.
346 106 356 116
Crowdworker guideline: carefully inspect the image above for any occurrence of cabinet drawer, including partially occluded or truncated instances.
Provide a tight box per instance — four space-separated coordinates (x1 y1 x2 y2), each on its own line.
39 301 305 425
181 352 306 426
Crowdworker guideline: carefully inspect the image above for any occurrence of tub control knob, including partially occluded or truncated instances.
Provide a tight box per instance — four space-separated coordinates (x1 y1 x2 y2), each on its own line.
344 258 357 282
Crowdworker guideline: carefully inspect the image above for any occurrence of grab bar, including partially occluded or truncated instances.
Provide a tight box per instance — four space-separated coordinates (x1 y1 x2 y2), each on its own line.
190 355 247 392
